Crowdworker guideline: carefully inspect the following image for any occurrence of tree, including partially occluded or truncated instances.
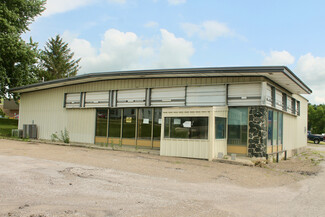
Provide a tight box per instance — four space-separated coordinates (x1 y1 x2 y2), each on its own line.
38 35 81 81
308 104 325 134
0 0 45 98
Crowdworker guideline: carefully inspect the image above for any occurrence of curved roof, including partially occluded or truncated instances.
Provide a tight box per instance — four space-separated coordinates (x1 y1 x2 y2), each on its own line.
9 66 312 94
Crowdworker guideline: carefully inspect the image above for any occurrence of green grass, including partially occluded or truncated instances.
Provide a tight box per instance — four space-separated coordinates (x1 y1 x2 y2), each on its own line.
308 140 325 145
0 118 18 137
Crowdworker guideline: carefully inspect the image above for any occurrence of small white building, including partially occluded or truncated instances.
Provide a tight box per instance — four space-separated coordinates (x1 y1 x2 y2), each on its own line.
10 66 311 160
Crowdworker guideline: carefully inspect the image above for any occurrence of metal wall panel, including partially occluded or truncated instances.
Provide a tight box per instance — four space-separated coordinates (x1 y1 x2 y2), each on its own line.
186 85 226 106
227 83 261 106
283 94 308 157
66 93 81 108
19 89 95 143
117 89 146 107
275 89 283 110
151 87 185 107
85 91 109 108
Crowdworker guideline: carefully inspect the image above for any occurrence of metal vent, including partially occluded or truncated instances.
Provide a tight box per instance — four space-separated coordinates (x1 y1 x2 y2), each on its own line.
23 124 37 139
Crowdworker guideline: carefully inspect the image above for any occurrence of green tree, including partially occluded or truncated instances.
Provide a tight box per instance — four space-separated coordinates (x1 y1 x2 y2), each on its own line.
0 0 45 98
38 35 81 81
308 104 325 134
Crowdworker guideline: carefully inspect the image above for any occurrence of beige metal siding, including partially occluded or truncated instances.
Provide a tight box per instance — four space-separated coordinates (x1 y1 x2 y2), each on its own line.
283 94 308 157
19 88 95 143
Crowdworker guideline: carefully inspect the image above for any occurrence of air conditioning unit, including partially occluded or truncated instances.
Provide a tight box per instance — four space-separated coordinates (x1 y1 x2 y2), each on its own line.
23 124 37 139
12 129 23 138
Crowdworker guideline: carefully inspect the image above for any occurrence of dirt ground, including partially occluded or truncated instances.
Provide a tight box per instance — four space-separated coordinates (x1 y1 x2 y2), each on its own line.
0 139 324 217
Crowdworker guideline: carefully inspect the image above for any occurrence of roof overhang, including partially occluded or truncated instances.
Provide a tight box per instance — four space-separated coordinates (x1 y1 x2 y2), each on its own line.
9 66 312 94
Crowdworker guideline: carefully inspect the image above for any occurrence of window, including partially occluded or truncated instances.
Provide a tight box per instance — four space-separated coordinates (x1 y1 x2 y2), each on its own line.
109 109 121 137
292 98 296 114
153 108 162 140
137 108 152 140
96 109 108 137
267 110 273 146
278 112 283 146
164 117 208 139
267 109 283 148
122 108 136 138
297 101 300 116
227 107 248 146
282 93 287 111
215 117 226 139
273 111 278 146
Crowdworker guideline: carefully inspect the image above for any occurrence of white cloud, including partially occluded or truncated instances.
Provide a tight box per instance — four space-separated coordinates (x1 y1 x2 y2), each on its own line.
295 53 325 104
64 28 194 73
168 0 186 5
262 50 295 66
107 0 126 3
156 29 194 68
181 21 233 41
295 53 325 82
43 0 93 16
144 21 159 28
43 0 125 17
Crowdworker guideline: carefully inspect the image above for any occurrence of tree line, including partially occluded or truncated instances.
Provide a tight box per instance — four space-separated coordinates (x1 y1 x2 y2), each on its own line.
308 104 325 134
0 0 80 99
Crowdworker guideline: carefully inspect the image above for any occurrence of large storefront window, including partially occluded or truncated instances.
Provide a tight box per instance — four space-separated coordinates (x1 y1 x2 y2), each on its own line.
109 109 121 137
153 108 162 140
96 109 108 137
267 110 273 146
227 107 248 146
164 117 208 139
215 117 226 139
122 108 136 138
96 107 161 148
267 109 283 150
138 108 152 140
273 111 278 146
278 112 283 146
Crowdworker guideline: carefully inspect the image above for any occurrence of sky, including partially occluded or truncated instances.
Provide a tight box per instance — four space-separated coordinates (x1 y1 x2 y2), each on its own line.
23 0 325 104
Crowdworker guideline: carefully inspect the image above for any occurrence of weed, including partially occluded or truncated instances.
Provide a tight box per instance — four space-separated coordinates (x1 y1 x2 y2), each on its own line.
51 128 70 144
51 132 59 142
60 128 70 143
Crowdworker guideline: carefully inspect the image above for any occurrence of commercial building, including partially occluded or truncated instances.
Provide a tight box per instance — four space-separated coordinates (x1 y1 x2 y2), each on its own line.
10 66 311 160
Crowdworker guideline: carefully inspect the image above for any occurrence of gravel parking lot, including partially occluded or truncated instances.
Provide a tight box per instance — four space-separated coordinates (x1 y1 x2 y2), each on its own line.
0 139 324 217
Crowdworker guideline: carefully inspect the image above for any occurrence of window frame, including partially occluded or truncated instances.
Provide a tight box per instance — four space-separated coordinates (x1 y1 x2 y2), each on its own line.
164 116 209 140
215 117 227 139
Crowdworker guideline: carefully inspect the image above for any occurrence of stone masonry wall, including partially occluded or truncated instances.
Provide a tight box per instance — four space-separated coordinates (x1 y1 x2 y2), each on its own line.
248 106 267 157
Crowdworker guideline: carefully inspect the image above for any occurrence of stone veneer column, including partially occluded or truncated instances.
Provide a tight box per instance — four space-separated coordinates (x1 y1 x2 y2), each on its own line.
248 106 267 157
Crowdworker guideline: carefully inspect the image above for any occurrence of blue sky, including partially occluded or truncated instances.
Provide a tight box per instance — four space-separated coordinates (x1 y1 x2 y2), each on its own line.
23 0 325 104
